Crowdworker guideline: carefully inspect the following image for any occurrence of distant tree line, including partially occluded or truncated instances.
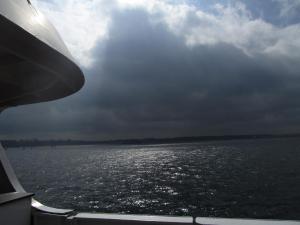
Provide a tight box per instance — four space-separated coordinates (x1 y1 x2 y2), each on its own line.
1 134 300 148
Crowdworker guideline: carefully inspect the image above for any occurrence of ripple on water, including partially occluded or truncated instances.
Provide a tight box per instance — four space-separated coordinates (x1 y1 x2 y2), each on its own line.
6 140 300 219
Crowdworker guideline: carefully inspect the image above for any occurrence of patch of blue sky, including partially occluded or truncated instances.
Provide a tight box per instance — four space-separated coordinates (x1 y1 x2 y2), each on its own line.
185 0 300 26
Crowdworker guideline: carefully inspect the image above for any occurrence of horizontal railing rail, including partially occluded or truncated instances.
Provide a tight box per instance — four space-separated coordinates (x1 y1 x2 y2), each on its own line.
32 209 300 225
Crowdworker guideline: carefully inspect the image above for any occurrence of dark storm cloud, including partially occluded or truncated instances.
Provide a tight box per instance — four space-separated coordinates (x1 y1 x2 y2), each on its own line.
1 2 300 139
83 9 300 138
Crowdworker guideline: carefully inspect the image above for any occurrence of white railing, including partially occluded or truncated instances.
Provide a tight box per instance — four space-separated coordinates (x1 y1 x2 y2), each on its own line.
32 210 300 225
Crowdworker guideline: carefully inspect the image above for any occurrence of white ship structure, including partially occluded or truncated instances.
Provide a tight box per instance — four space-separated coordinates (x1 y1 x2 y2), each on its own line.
0 1 299 225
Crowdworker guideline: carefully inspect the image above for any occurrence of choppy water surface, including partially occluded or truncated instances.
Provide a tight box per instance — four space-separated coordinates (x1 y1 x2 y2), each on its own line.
6 138 300 219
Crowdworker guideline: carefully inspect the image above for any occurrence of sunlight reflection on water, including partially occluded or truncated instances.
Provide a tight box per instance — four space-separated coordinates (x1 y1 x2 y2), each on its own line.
6 138 300 219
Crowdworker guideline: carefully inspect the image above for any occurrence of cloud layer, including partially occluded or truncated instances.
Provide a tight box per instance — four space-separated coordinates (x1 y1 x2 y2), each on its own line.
1 0 300 140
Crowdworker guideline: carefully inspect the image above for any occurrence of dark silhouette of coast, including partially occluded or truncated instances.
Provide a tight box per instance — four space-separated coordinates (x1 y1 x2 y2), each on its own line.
2 134 300 148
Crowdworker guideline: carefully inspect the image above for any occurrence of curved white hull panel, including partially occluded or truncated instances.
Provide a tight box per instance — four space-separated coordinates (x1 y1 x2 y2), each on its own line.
0 0 84 107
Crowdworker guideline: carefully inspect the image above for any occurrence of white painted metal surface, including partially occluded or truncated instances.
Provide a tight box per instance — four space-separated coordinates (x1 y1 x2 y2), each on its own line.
196 217 300 225
0 197 31 225
32 199 73 215
74 213 193 224
0 0 84 107
32 212 300 225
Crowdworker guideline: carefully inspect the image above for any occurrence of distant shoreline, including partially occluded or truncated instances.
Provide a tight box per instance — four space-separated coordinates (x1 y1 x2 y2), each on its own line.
2 134 300 148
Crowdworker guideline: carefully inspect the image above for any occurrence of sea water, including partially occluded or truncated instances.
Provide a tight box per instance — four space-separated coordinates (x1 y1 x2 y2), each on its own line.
6 138 300 219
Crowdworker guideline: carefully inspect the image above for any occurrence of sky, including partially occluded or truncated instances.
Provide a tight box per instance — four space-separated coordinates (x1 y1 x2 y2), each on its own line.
1 0 300 140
